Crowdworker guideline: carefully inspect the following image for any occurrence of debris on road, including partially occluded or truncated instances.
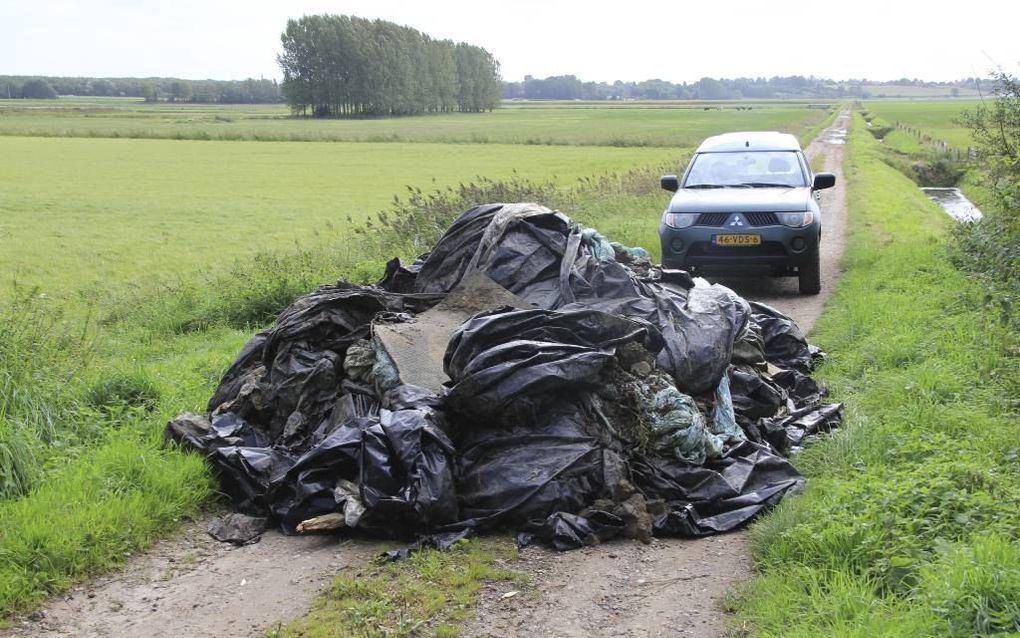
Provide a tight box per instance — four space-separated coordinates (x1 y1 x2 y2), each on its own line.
206 513 267 546
166 203 842 552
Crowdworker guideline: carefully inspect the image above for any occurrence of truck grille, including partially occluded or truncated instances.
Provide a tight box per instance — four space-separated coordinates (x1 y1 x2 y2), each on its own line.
745 212 779 226
696 213 729 226
695 212 780 226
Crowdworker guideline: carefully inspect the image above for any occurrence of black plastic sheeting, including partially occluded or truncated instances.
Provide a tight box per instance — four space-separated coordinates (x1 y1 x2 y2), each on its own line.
167 203 843 552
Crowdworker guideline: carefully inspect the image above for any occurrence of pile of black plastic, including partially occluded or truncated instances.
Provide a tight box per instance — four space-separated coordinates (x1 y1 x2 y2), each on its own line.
167 203 842 552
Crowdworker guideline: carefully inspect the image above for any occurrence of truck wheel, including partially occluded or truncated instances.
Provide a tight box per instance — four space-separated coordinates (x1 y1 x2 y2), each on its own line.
798 248 821 295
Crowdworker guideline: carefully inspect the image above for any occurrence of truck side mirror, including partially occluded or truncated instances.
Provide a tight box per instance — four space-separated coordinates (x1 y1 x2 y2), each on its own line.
813 173 836 190
661 175 679 192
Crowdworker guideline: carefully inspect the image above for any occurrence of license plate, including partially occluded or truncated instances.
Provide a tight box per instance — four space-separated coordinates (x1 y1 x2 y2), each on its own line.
713 234 761 246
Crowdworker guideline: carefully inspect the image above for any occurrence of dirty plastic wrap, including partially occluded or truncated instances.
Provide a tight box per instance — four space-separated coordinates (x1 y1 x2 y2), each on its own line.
166 202 842 552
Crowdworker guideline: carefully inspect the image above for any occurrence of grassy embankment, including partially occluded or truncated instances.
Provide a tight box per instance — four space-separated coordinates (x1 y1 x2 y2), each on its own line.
864 98 1016 298
736 114 1020 635
860 100 976 189
0 103 831 618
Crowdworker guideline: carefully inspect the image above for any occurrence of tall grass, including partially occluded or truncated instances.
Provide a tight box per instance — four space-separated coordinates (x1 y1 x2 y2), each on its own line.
107 163 673 336
736 114 1020 635
0 432 212 614
0 289 95 499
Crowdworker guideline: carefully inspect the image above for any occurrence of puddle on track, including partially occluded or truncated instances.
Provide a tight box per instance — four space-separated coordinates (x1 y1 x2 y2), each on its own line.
921 187 984 222
822 128 847 145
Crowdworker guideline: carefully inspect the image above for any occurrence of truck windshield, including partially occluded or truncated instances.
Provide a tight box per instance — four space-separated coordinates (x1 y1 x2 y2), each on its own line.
684 151 806 188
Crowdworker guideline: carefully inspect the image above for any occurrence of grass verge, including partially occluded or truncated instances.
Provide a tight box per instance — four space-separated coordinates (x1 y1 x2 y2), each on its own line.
0 432 212 615
272 538 526 638
735 114 1020 635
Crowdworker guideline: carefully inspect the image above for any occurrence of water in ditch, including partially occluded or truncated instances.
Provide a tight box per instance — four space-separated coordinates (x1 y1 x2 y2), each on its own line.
920 187 984 222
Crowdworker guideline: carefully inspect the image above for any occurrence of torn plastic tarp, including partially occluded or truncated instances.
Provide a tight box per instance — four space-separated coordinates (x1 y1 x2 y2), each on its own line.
166 202 842 552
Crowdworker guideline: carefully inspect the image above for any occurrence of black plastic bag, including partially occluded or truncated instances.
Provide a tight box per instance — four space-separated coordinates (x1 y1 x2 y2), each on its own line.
171 202 842 554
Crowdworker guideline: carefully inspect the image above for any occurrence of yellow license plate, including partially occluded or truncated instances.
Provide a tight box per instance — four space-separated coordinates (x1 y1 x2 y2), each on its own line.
714 234 762 246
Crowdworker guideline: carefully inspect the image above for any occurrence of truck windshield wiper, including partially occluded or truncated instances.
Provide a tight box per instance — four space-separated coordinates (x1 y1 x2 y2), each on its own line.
685 184 724 189
739 182 796 188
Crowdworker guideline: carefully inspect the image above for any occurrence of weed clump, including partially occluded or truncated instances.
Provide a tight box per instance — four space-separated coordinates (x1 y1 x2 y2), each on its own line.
281 539 526 637
85 371 161 412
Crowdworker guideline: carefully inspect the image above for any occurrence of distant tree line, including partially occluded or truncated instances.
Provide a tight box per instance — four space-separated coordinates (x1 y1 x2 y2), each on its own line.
277 15 502 117
1 69 983 107
503 75 984 101
0 75 283 103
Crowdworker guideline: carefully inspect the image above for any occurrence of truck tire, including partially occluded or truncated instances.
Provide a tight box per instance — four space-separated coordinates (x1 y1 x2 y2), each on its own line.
798 248 821 295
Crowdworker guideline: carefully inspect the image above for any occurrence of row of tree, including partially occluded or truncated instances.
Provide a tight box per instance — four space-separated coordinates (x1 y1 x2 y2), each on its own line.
3 70 982 109
277 15 501 117
0 75 283 103
503 75 983 101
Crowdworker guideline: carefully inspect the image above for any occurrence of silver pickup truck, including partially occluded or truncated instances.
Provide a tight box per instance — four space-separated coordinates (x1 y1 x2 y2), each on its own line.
659 131 835 294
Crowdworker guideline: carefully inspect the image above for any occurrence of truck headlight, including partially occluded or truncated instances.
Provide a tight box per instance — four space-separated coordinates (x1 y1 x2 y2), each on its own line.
664 213 698 229
776 211 814 228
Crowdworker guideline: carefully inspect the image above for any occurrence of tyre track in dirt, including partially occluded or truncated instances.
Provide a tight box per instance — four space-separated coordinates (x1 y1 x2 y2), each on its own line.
459 111 851 638
4 112 849 638
2 519 380 638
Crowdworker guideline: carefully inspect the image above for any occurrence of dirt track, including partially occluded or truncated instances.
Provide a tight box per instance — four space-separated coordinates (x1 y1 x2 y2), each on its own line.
4 113 850 638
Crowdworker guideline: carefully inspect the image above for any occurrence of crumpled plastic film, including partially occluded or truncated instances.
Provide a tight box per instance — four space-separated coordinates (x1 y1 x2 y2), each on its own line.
166 202 842 552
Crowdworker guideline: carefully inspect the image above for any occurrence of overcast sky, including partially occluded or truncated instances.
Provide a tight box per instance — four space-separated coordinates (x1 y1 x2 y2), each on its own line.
3 0 1017 83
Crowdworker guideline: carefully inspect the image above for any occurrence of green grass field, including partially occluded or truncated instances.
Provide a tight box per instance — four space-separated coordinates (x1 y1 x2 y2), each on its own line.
0 136 680 298
0 97 830 147
863 99 979 148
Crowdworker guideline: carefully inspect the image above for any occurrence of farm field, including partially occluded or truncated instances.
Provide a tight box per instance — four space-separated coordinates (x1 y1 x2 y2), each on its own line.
863 99 979 148
0 97 831 147
0 135 681 298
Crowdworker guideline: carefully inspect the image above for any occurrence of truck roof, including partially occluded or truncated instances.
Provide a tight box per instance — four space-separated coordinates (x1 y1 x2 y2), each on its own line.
695 131 801 153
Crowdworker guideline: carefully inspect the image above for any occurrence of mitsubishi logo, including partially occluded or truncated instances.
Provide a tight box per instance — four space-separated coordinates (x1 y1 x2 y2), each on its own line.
728 214 746 227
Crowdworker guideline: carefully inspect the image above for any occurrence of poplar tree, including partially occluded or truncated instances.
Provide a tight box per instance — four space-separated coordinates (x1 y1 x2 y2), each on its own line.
278 15 502 118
